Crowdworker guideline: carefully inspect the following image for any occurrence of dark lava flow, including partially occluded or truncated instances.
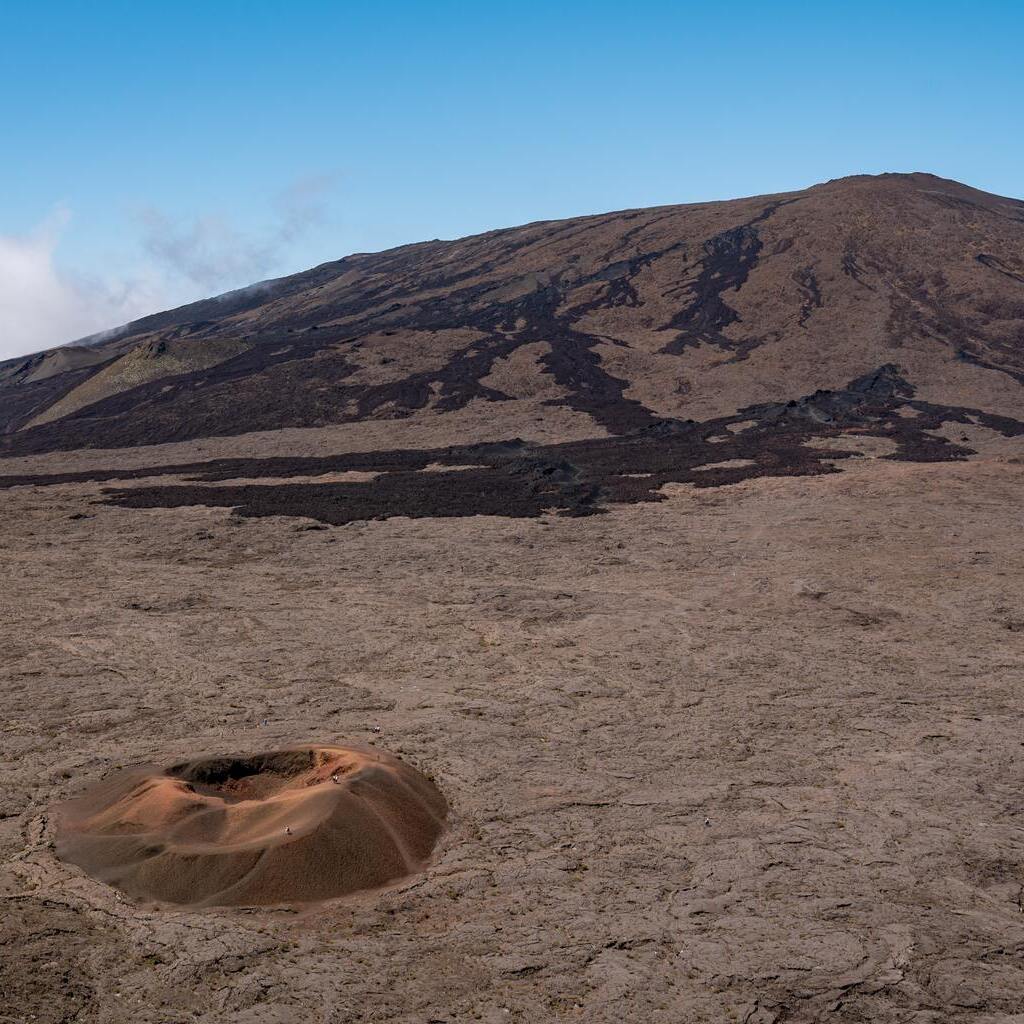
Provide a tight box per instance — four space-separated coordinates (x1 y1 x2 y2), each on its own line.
3 367 1022 526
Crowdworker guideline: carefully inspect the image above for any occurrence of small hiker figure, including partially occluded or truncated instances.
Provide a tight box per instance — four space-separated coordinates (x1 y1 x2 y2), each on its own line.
284 825 292 836
331 773 341 785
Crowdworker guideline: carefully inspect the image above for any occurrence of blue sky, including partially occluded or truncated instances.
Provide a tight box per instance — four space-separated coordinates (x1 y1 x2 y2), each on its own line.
1 0 1021 357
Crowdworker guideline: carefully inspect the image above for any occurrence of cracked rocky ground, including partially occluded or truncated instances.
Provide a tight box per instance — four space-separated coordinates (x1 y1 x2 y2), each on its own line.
3 447 1024 1022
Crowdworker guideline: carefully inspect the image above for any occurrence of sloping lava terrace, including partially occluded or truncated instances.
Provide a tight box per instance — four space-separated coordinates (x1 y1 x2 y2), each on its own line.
2 366 1022 525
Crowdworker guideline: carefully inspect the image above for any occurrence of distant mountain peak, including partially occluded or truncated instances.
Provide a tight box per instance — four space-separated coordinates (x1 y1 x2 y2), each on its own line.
3 173 1023 457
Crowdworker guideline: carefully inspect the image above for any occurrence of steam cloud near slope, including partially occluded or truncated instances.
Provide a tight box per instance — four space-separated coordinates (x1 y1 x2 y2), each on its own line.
137 175 338 293
0 176 338 362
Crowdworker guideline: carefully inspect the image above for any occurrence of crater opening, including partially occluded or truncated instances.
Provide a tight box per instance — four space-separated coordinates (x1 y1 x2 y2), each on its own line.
166 749 355 801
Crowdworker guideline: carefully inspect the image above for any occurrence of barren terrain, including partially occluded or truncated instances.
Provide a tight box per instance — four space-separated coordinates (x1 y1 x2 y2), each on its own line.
3 173 1024 1021
3 436 1024 1022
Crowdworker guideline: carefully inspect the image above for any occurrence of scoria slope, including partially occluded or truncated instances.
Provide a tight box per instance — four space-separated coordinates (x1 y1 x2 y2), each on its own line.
2 172 1023 457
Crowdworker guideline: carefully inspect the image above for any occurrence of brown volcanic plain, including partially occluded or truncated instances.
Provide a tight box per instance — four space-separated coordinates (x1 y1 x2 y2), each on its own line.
3 173 1024 1021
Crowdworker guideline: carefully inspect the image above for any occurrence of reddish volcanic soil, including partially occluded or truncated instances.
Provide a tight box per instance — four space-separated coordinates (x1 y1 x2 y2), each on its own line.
55 746 446 908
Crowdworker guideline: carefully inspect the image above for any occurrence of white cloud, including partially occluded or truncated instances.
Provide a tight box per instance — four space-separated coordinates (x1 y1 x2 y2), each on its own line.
0 176 340 363
0 207 168 362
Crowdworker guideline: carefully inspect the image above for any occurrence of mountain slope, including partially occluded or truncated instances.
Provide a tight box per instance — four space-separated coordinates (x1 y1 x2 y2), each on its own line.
2 172 1024 457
